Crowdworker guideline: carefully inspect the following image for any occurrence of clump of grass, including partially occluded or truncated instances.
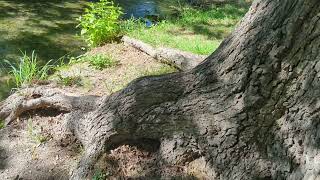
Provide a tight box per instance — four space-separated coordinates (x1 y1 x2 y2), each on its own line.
57 74 83 87
93 170 107 180
142 65 177 76
5 51 53 87
0 119 5 129
81 54 119 70
27 119 48 144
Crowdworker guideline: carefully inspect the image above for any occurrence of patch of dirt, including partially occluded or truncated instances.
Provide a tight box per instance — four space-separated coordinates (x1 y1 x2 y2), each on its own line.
0 43 190 180
51 43 174 97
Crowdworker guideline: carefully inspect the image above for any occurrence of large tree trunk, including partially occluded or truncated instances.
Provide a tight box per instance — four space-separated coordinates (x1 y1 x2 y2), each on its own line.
1 0 320 179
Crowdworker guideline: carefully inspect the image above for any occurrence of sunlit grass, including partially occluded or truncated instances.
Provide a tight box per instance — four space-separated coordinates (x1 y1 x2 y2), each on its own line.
5 51 53 87
125 4 248 55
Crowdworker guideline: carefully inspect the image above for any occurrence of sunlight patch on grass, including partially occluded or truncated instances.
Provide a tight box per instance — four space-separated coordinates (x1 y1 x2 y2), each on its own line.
125 4 248 55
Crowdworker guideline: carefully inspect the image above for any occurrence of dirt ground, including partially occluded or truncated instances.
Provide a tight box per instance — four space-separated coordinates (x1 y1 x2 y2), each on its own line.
0 43 202 179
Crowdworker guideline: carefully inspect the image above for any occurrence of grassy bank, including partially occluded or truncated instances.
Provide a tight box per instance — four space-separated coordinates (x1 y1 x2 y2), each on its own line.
124 4 249 55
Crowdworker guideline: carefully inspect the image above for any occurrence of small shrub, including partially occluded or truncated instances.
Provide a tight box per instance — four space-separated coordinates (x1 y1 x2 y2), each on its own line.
77 0 123 47
5 51 52 87
82 54 119 70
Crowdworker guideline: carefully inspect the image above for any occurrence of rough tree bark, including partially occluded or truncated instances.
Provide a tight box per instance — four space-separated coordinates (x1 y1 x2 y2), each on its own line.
1 0 320 179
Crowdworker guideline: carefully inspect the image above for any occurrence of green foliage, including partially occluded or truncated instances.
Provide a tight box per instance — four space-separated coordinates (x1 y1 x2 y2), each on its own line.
78 0 123 47
0 119 5 129
92 170 106 180
57 74 83 87
124 4 248 55
81 54 119 70
5 51 52 87
142 65 177 76
27 119 48 144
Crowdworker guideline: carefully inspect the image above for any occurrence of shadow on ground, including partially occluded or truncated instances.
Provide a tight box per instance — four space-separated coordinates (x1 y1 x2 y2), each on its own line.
0 0 87 64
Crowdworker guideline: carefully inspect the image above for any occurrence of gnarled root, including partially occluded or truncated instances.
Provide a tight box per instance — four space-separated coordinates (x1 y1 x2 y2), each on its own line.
0 85 100 126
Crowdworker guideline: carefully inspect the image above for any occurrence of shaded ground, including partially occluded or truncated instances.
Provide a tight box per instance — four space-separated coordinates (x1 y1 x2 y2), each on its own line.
0 43 204 180
0 0 87 64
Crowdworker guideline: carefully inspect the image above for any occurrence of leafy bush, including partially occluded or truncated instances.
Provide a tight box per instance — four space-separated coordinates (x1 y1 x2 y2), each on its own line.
78 0 123 47
5 51 52 87
81 54 119 70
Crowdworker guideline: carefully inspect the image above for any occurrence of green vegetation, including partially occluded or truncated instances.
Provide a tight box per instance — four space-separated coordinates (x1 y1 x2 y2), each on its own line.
0 0 87 63
81 54 119 70
0 119 5 129
124 4 248 55
5 51 53 87
92 170 107 180
57 74 83 87
27 119 48 144
142 65 177 76
78 0 123 47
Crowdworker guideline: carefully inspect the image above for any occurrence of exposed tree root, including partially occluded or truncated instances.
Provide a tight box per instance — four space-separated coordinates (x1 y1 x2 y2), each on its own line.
1 0 320 179
0 86 100 126
122 36 206 71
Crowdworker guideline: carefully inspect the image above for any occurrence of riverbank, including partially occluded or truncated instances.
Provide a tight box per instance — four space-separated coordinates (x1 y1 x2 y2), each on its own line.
124 4 249 55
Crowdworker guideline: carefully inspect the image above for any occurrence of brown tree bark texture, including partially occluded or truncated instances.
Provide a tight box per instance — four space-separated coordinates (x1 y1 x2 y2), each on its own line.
1 0 320 179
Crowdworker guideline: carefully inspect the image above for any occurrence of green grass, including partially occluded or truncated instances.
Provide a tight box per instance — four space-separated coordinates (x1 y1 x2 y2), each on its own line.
0 0 87 63
142 65 177 76
92 170 106 180
57 74 83 87
124 4 248 55
0 119 5 129
80 54 119 70
5 51 53 87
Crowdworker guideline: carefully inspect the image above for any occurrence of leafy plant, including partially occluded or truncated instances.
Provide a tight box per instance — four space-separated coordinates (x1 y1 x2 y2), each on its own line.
81 54 119 70
5 51 52 87
77 0 123 47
